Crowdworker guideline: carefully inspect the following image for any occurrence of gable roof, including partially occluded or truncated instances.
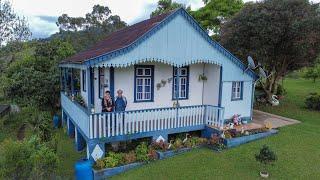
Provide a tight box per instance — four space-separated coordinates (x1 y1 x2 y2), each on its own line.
62 10 176 64
61 8 257 79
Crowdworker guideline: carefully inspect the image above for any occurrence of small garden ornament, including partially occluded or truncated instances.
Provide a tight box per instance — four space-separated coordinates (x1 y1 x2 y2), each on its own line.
255 145 277 178
233 114 242 125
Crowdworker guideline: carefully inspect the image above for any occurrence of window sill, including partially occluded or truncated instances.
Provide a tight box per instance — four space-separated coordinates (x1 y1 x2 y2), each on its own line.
231 98 243 101
134 100 154 103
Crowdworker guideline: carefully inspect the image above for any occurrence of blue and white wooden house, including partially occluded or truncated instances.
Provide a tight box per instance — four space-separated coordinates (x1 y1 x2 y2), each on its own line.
59 8 257 161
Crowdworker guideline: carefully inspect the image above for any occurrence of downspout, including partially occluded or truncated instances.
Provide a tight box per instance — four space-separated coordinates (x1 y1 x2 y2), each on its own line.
250 81 256 121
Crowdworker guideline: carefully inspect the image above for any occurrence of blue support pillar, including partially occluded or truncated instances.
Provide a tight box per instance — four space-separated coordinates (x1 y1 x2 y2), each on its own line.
75 128 86 151
86 68 93 111
64 68 68 93
110 66 115 99
87 140 106 162
67 117 75 138
71 68 74 95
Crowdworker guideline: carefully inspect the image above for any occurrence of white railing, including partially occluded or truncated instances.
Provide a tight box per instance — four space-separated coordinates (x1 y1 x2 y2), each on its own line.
61 92 90 138
89 105 224 139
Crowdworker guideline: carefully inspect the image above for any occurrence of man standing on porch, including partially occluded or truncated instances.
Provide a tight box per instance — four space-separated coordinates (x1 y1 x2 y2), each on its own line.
115 89 127 112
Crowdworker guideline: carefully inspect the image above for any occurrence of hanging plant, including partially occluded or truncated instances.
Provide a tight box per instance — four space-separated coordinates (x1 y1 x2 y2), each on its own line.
161 79 167 86
167 77 173 83
156 83 162 90
198 74 208 81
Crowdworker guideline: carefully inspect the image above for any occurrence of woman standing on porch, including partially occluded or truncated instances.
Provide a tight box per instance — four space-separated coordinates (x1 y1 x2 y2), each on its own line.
102 91 114 112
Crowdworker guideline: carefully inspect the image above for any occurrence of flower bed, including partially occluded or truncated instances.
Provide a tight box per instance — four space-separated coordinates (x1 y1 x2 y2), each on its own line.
223 129 278 148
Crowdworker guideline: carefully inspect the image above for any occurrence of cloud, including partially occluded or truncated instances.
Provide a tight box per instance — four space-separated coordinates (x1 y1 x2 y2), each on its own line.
11 0 319 39
37 15 58 23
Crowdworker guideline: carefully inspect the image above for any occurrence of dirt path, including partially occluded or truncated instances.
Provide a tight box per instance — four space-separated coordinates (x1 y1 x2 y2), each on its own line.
17 124 26 140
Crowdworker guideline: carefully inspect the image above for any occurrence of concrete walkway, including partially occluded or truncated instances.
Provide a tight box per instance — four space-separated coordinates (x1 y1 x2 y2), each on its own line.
233 110 300 131
252 110 300 128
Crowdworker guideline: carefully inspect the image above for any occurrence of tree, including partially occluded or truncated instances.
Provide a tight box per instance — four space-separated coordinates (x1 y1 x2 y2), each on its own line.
220 0 320 102
55 5 126 52
304 56 320 82
0 39 75 111
150 0 190 17
191 0 243 40
0 0 31 46
57 5 126 33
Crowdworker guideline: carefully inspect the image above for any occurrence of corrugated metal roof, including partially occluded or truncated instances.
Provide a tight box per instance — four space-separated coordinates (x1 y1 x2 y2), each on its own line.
62 11 175 64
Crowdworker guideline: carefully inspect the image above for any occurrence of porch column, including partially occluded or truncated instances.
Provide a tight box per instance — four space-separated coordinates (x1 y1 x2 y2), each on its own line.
70 68 75 95
176 67 180 104
75 128 86 151
86 67 93 111
67 117 75 138
63 68 68 93
87 140 105 161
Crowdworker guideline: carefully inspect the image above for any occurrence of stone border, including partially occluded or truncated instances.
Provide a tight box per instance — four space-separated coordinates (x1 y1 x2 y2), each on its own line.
93 162 146 180
223 129 278 148
156 147 192 160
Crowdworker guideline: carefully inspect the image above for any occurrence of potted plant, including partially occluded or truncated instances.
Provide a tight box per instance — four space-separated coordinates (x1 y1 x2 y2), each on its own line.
255 145 277 178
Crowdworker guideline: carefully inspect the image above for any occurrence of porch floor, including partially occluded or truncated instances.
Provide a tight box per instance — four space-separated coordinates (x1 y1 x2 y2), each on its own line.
219 110 301 132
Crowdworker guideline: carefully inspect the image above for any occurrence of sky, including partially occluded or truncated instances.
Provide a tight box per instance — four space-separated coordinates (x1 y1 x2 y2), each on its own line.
8 0 320 39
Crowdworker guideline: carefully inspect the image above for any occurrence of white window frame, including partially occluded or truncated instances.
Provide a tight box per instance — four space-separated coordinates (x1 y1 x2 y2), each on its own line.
231 81 243 100
173 67 189 100
135 66 154 102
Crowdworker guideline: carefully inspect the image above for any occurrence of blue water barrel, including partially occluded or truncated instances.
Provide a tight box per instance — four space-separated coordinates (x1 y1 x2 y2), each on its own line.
75 158 93 180
53 115 60 128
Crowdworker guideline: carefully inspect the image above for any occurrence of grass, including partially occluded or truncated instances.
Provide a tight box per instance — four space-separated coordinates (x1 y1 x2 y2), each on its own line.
55 128 86 179
111 78 320 179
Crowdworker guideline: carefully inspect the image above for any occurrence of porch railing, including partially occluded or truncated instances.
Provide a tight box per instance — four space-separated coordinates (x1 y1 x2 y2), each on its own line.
89 105 224 139
61 92 90 137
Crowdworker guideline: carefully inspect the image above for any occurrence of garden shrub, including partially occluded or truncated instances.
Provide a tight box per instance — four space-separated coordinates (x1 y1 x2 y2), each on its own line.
94 159 106 170
123 151 137 164
305 93 320 110
255 145 277 172
150 140 168 151
147 148 158 161
135 142 149 162
30 146 59 179
104 152 124 168
173 138 183 149
0 139 33 179
276 84 287 96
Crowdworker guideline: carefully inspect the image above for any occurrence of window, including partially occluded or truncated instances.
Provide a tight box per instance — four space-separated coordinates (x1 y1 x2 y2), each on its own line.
134 65 154 102
82 70 86 92
231 81 243 100
173 67 189 100
98 68 105 98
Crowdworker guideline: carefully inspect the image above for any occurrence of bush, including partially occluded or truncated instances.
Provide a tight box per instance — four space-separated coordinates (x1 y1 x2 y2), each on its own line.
255 145 277 173
150 140 168 151
123 151 137 164
276 84 287 96
104 152 124 168
0 139 33 179
147 148 158 161
30 146 59 179
173 138 184 149
135 142 149 162
305 92 320 110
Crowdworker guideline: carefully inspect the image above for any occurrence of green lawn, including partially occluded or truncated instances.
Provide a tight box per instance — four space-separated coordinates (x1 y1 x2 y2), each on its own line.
111 78 320 180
